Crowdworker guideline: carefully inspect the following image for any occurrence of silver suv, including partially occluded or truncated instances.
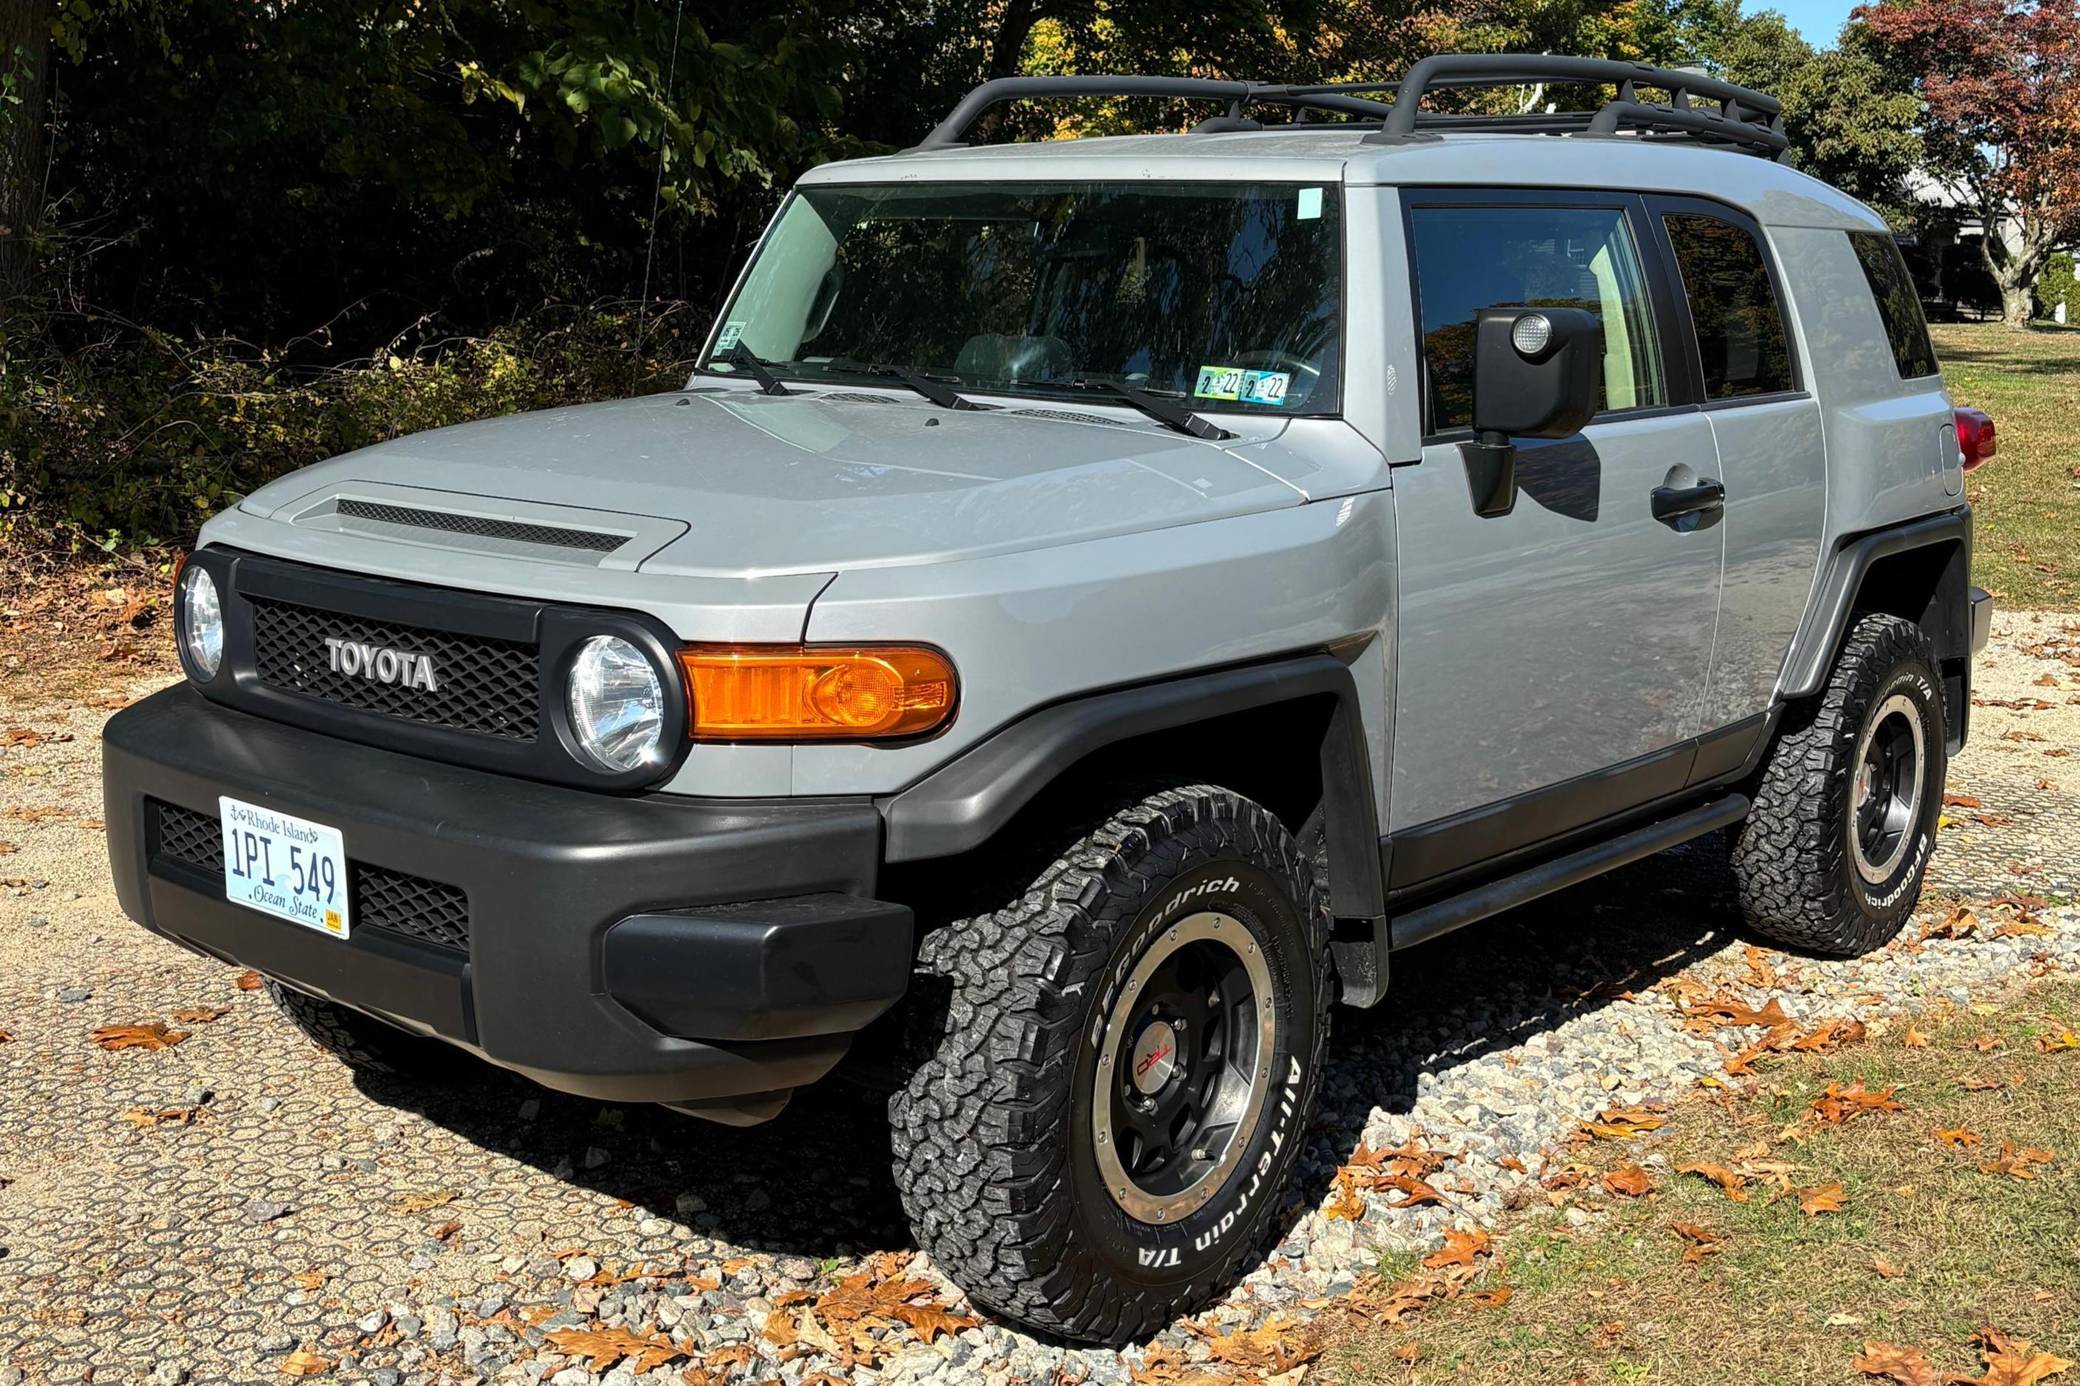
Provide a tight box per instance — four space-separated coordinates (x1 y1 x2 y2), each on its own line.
104 55 1997 1343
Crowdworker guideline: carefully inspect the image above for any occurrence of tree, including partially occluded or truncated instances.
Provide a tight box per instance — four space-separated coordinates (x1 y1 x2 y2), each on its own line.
0 0 49 295
1858 0 2080 325
1704 10 1922 226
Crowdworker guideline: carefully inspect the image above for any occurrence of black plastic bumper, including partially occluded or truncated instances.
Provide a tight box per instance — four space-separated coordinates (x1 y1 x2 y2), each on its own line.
104 685 913 1120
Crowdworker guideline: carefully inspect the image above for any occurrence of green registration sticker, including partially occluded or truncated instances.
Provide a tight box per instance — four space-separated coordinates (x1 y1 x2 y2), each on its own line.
1194 365 1246 401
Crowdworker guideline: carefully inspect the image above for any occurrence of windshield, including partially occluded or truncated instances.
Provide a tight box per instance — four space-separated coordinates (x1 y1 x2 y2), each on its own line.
704 181 1343 415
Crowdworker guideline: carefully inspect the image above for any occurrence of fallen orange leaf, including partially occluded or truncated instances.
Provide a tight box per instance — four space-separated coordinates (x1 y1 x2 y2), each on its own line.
1811 1080 1903 1125
279 1348 331 1378
1421 1229 1491 1270
1971 1326 2073 1386
91 1022 188 1052
1936 1128 1983 1148
1602 1165 1655 1198
1853 1340 1938 1386
1669 1222 1721 1264
542 1326 683 1374
1797 1182 1847 1215
1980 1140 2055 1181
1872 1256 1905 1279
1677 1162 1750 1201
234 970 264 991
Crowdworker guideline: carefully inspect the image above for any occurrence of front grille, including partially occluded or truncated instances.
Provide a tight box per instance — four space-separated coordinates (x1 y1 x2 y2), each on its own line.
151 801 470 955
250 597 539 742
155 800 224 873
353 866 471 952
335 499 625 554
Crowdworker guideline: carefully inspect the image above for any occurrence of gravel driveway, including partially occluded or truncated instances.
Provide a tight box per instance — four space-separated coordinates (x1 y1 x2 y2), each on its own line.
4 612 2077 1386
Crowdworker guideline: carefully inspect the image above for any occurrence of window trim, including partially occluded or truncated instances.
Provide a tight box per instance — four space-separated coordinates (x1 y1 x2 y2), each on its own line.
1644 193 1806 404
1398 186 1701 443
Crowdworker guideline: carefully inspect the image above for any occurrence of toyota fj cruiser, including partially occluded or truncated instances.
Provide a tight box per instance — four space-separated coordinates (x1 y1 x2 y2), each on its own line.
105 55 1997 1342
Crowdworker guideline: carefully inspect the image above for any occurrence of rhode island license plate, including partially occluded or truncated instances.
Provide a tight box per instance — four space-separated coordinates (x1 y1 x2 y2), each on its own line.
220 795 351 940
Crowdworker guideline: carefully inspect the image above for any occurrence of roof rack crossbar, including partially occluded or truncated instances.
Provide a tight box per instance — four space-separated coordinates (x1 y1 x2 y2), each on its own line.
917 76 1394 148
915 57 1787 159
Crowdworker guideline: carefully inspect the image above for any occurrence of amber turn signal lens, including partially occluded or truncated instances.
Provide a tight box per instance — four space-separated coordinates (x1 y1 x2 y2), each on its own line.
679 645 957 741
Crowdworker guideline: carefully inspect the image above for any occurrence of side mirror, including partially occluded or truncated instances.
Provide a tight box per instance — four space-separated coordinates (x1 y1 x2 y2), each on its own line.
1461 306 1604 517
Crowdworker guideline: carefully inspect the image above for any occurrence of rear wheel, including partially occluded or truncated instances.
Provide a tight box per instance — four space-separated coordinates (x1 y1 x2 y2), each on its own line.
889 785 1332 1343
266 981 467 1079
1733 614 1946 955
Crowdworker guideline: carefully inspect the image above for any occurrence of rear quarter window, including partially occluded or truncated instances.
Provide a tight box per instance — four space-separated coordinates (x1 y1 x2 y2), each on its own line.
1848 231 1939 380
1663 212 1795 400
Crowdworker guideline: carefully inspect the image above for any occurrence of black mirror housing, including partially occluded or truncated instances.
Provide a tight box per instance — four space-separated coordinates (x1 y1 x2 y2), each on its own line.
1471 306 1603 440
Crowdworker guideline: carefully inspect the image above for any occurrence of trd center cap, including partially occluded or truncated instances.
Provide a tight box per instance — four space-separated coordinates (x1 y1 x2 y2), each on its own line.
1130 1020 1179 1095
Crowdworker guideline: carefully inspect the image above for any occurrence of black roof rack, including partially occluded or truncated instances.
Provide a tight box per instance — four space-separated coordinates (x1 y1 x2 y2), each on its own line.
917 54 1787 160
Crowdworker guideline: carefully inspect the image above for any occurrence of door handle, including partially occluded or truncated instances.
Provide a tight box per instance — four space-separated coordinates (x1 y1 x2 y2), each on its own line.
1651 477 1725 523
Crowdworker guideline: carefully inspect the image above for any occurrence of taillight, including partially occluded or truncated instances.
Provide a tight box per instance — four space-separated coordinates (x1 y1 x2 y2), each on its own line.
1955 407 1996 471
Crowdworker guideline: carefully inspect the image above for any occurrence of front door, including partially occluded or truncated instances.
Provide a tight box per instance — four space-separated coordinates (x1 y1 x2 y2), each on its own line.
1387 189 1725 889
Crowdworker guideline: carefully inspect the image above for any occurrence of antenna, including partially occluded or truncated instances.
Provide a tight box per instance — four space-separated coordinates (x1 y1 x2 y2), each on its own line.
631 0 689 396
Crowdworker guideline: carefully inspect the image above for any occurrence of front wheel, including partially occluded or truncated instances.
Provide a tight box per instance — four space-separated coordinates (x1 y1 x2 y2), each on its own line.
890 785 1332 1343
1733 613 1947 955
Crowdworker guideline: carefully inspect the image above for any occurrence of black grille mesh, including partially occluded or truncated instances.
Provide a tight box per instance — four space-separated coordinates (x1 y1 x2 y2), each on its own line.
250 597 539 741
151 801 470 954
155 799 224 873
336 499 625 553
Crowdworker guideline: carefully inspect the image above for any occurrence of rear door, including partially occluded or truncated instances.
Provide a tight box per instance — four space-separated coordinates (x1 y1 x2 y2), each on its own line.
1387 189 1726 890
1644 196 1826 736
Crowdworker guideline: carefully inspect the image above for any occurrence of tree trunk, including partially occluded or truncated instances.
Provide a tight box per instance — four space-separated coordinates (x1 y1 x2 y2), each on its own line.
986 0 1041 81
1998 278 2034 327
0 0 51 295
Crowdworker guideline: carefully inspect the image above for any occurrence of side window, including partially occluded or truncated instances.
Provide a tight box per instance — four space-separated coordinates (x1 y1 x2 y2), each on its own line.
1848 230 1939 379
1410 205 1666 433
1663 213 1794 399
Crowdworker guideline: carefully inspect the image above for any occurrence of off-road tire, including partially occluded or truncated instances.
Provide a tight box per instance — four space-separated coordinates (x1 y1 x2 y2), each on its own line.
889 785 1333 1344
266 980 465 1079
1732 614 1946 955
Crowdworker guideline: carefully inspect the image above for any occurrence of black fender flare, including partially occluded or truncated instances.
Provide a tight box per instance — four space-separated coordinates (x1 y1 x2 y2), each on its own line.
877 646 1386 928
1779 506 1972 700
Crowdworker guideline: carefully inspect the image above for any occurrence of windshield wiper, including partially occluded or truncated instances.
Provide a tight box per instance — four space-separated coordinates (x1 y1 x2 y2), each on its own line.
824 359 993 412
717 342 792 395
1062 379 1233 441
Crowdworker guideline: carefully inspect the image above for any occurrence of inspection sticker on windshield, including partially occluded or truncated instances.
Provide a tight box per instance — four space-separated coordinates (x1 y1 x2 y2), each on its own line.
220 796 350 940
1195 365 1291 405
715 320 745 352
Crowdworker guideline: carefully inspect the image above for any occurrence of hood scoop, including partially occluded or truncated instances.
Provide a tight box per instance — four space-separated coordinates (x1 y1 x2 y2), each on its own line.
272 483 687 570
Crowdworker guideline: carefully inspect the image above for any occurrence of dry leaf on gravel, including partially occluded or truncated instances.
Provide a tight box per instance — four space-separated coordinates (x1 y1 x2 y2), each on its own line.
290 1271 326 1291
1980 1140 2055 1180
1579 1104 1669 1139
1924 906 1983 941
1811 1080 1903 1125
1970 1327 2074 1386
91 1022 187 1051
0 1028 11 1043
390 1189 459 1214
1679 995 1791 1032
234 970 264 991
122 1106 204 1128
542 1326 683 1373
279 1348 331 1378
169 1006 229 1025
1854 1340 1938 1386
1677 1162 1750 1201
1199 1314 1322 1375
1421 1229 1491 1270
1796 1182 1847 1215
1323 1168 1367 1221
1602 1165 1655 1198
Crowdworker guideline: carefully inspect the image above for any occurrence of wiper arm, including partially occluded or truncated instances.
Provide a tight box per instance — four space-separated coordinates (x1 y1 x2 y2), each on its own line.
826 359 993 412
1063 379 1233 441
721 342 792 395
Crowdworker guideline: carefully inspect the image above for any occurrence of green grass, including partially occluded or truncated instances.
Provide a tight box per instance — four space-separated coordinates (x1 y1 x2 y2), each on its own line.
1324 983 2080 1385
1933 323 2080 610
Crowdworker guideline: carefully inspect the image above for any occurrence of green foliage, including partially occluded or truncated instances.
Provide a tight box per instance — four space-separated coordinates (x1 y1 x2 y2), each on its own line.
0 305 702 547
2039 254 2077 318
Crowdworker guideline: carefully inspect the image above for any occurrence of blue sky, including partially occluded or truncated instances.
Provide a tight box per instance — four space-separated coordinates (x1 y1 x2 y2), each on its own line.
1759 0 1863 45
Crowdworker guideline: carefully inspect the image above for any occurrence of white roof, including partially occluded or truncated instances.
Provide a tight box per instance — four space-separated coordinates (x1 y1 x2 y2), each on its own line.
798 129 1885 232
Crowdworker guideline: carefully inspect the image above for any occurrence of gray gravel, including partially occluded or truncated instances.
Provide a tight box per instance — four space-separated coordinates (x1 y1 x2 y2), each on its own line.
2 610 2076 1383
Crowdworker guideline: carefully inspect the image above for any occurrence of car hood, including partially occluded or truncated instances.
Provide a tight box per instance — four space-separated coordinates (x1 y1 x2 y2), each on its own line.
240 387 1310 578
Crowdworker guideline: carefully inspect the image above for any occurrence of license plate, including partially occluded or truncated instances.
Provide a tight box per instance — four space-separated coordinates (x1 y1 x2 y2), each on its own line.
220 796 351 940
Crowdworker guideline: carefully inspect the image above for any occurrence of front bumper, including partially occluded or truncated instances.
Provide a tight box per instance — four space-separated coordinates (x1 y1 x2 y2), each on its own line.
104 685 913 1123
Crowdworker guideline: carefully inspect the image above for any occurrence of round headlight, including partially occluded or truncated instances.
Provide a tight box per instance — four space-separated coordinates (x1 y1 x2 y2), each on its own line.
566 635 667 773
179 565 224 679
1510 312 1553 358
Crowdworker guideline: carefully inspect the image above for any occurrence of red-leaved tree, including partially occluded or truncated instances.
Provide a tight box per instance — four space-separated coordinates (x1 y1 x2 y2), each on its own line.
1859 0 2080 324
